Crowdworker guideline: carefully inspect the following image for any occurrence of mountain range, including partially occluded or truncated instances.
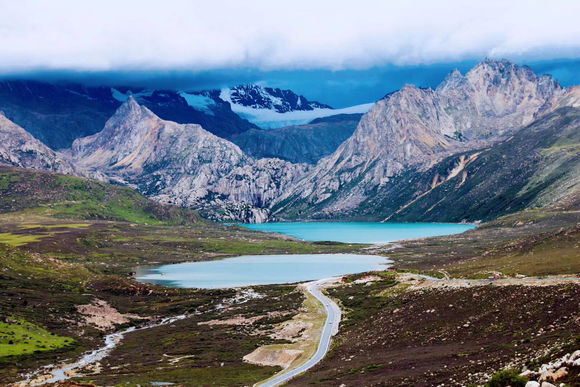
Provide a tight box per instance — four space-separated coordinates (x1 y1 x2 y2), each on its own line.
1 59 579 223
0 80 368 160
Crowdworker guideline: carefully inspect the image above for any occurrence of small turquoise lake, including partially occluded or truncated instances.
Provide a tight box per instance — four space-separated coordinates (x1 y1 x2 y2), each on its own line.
136 254 388 289
241 222 476 244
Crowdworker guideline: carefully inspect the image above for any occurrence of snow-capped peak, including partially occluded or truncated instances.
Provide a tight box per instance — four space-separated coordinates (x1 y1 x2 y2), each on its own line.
219 84 331 113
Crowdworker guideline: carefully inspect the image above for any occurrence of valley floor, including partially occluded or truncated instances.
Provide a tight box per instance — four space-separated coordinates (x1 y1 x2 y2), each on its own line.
1 192 579 386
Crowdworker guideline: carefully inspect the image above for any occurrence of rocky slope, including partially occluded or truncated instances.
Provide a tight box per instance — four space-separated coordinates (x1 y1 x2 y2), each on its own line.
0 112 73 174
289 106 580 222
231 114 362 164
70 97 308 222
272 59 567 220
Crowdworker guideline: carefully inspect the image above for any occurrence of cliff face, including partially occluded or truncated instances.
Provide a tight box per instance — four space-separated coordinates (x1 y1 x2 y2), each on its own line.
272 60 565 219
70 97 308 222
0 113 74 174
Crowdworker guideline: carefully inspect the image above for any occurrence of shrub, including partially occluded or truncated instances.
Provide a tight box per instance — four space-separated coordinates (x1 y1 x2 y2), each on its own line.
485 368 528 387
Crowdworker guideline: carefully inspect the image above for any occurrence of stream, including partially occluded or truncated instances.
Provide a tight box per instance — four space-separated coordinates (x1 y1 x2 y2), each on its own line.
26 315 187 386
24 288 263 385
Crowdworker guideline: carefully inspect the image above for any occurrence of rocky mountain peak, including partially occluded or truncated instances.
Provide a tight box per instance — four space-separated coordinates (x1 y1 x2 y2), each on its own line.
111 95 148 121
69 99 308 222
436 69 466 93
465 58 561 95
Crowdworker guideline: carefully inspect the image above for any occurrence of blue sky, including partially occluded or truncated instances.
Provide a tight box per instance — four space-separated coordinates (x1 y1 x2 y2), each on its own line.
1 0 579 107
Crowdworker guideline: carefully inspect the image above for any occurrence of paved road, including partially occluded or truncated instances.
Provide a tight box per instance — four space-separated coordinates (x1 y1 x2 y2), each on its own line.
259 277 341 387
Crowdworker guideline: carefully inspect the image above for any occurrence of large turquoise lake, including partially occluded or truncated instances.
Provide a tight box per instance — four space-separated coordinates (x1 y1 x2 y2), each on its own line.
241 222 475 244
136 254 389 289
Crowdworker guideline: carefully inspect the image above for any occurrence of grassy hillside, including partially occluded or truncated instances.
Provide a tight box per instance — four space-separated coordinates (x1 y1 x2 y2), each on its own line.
380 107 580 222
379 207 580 278
292 278 580 386
0 166 203 225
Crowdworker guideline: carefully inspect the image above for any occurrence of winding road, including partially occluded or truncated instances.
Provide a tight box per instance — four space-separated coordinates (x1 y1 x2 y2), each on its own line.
259 277 341 387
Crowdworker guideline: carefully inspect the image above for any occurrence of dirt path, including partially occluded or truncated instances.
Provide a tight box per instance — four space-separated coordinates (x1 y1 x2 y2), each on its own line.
399 273 580 290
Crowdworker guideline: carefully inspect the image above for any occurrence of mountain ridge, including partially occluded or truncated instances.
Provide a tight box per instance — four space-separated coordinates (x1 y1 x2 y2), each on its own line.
272 59 568 220
2 59 579 224
0 112 74 174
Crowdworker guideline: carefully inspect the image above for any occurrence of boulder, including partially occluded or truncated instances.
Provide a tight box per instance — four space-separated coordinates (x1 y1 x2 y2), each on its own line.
570 349 580 362
538 370 555 382
552 367 568 381
520 369 535 377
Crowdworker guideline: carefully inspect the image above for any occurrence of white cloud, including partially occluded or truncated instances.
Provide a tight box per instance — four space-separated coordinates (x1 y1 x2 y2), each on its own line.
0 0 579 73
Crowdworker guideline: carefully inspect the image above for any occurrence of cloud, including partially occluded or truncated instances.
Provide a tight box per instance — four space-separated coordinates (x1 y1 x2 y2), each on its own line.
0 0 579 73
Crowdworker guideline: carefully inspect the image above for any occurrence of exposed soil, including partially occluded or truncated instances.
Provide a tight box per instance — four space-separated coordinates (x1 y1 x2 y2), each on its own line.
76 299 145 331
244 348 303 369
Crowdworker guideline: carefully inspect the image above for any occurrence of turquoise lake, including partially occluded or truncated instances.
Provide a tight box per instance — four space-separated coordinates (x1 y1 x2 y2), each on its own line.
136 254 389 289
136 223 474 288
241 222 476 244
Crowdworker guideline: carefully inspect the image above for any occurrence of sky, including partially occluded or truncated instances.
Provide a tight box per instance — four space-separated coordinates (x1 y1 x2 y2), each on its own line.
1 0 580 107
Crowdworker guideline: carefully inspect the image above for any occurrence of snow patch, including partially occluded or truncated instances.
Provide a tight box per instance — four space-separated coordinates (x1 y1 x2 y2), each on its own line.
179 92 216 115
230 103 374 129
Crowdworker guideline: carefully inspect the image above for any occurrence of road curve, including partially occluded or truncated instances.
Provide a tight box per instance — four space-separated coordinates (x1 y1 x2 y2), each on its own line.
259 277 341 387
